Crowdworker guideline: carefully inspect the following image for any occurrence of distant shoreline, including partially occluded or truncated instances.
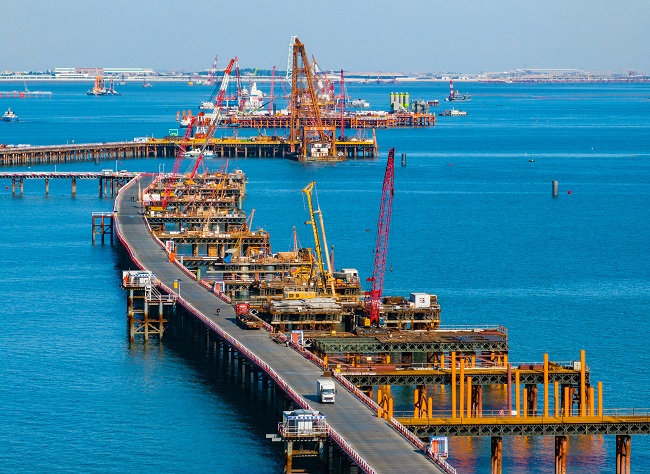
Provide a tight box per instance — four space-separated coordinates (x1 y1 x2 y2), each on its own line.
0 76 648 84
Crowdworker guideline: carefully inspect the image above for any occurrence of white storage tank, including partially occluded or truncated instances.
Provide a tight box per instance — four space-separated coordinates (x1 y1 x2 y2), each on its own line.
410 292 430 308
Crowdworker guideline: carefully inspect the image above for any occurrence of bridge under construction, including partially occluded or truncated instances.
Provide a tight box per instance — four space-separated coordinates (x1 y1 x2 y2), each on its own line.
104 164 648 473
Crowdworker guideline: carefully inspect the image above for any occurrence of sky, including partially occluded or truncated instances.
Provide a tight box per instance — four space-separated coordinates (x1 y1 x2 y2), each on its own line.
1 0 648 74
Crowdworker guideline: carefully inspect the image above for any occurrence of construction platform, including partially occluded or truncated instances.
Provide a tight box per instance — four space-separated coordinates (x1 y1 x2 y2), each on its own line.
219 112 435 129
341 360 588 386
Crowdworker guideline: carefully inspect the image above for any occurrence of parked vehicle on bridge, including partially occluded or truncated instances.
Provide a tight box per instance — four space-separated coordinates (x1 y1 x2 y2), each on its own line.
317 378 336 403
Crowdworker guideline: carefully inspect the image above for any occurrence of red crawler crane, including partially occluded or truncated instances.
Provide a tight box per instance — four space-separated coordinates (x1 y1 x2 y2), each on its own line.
365 148 395 326
160 58 236 208
338 69 345 140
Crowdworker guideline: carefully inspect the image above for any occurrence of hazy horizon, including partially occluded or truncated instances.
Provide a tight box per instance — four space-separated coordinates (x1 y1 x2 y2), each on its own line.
1 0 648 74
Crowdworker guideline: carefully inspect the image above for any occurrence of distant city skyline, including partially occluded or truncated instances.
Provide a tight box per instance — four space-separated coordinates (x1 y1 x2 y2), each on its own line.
1 0 648 74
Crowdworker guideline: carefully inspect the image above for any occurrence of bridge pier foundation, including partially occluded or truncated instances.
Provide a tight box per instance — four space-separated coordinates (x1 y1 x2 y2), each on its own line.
526 384 538 416
11 178 16 196
127 289 135 341
284 440 293 473
20 177 24 196
616 435 631 474
555 435 567 474
472 384 483 417
71 178 76 197
45 178 49 196
491 436 502 474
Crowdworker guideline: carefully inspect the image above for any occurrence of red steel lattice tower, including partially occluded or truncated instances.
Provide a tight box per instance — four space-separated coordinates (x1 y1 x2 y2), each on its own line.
366 147 395 325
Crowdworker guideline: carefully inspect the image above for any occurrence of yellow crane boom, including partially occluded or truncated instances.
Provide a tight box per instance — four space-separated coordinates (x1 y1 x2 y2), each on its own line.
302 181 335 296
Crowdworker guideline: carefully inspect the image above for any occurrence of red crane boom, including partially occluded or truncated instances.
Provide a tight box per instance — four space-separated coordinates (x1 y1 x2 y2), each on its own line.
160 58 236 208
267 66 276 114
366 148 395 326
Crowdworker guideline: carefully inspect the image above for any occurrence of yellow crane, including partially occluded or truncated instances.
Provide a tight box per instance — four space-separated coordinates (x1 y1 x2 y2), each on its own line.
302 181 335 296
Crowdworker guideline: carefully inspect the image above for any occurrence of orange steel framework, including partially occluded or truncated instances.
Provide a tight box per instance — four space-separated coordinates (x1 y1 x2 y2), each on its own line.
221 112 435 129
288 37 336 158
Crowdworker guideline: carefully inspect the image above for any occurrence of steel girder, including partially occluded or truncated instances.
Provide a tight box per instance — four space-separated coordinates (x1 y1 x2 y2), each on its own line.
343 370 586 387
312 337 508 354
398 420 650 437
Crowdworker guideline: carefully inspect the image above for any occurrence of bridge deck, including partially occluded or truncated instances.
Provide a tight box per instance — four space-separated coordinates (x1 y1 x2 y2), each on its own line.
114 175 443 473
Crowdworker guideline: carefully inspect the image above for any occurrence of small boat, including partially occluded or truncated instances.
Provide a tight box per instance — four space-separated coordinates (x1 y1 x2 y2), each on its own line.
528 158 535 162
439 108 467 116
142 81 152 88
179 116 192 128
2 108 18 122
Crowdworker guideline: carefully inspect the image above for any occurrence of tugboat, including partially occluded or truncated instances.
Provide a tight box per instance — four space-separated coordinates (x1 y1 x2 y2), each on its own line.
2 108 18 122
444 79 471 101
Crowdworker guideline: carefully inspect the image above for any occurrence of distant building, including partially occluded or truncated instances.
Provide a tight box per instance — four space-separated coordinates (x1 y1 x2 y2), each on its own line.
52 67 154 78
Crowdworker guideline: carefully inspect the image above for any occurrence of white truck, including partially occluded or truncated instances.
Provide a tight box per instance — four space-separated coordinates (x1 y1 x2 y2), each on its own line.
316 378 336 403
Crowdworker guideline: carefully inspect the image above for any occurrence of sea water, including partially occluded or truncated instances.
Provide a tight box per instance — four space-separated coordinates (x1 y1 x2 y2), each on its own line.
0 81 649 473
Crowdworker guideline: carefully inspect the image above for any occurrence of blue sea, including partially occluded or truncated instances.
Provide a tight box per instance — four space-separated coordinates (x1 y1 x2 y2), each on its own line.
0 81 649 473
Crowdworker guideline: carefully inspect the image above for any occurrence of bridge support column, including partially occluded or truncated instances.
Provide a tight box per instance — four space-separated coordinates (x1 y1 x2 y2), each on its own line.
472 384 483 417
616 435 631 474
98 178 103 197
244 361 251 391
451 352 457 418
127 289 135 341
544 353 549 417
143 298 149 342
158 301 164 340
465 377 472 418
284 440 293 474
459 359 465 419
318 439 327 473
526 384 538 416
71 178 76 197
45 178 49 196
555 436 568 474
491 436 502 474
515 369 521 417
562 385 575 416
506 363 512 415
20 177 24 196
414 386 427 418
580 349 587 417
